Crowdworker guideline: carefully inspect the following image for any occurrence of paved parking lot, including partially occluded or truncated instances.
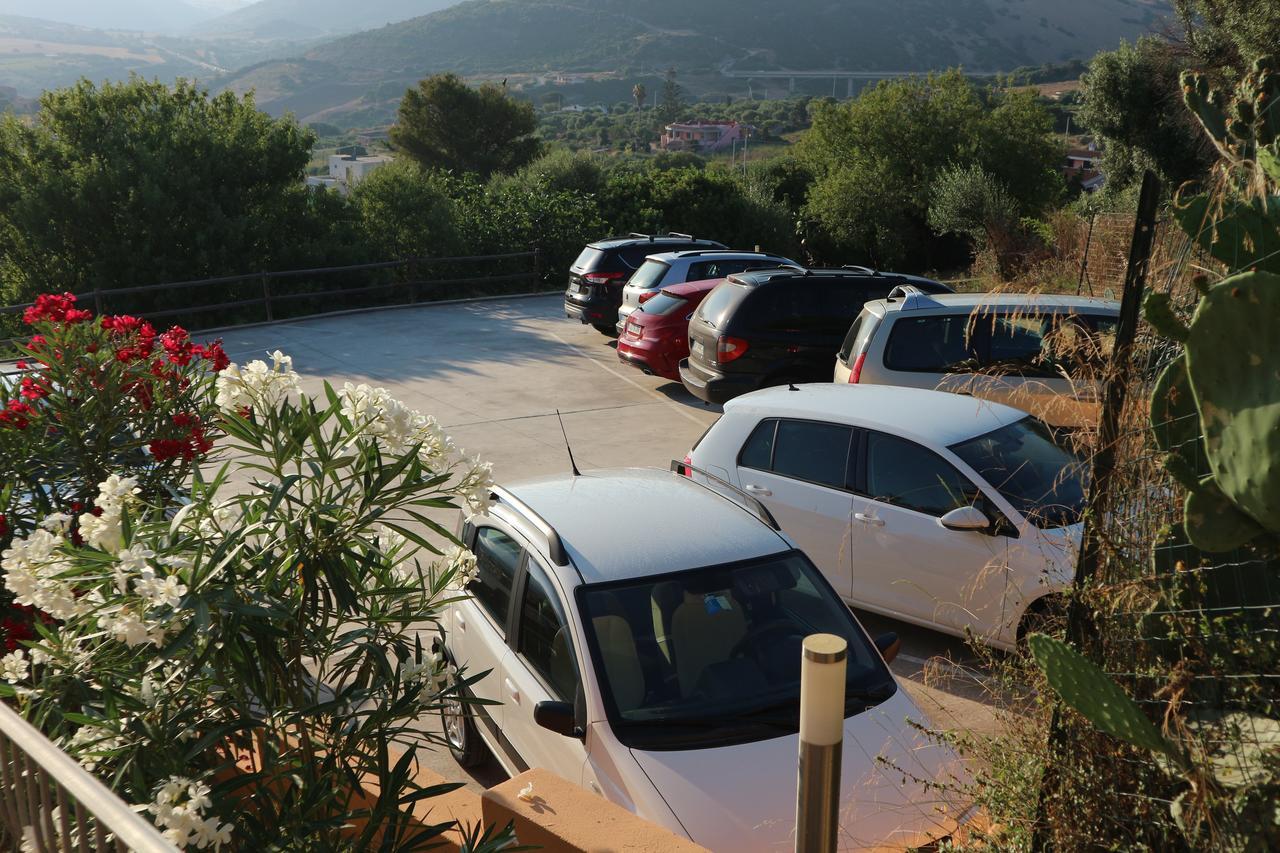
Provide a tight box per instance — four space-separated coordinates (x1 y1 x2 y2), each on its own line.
217 293 1002 791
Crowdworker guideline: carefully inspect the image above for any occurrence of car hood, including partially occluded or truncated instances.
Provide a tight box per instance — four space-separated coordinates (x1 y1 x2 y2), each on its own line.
629 688 972 851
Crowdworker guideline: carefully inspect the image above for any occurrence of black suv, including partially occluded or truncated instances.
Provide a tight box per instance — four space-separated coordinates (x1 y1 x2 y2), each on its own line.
564 233 726 334
679 267 953 404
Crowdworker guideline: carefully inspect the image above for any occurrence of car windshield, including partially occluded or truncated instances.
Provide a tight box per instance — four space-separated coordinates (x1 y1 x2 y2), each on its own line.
627 259 670 291
577 551 895 750
640 291 688 316
949 417 1087 529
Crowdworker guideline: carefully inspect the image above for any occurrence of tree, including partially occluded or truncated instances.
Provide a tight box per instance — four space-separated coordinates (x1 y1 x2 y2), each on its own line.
632 83 647 111
1172 0 1280 73
658 67 684 124
0 77 326 308
391 73 541 177
1078 37 1214 194
347 161 461 260
797 70 1062 269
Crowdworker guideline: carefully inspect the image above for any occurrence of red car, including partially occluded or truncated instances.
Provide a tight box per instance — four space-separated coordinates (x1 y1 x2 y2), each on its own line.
616 278 722 381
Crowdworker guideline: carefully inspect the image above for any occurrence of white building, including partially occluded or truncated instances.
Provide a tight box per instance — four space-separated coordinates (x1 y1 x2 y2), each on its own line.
306 154 394 194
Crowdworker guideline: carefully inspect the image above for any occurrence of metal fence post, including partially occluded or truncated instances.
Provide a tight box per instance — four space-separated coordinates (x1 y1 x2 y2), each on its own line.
532 246 543 286
796 634 846 853
261 273 273 322
407 258 419 304
1076 212 1096 296
92 288 104 317
1030 170 1163 851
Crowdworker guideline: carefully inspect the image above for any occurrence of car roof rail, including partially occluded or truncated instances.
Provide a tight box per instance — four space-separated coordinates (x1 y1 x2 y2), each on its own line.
886 284 943 310
841 264 880 275
672 249 774 258
669 460 781 531
667 231 695 240
490 485 571 567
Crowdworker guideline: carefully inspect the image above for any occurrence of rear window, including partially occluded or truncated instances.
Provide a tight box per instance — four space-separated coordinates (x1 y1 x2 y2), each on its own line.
694 282 748 329
640 291 689 316
884 315 980 372
838 311 879 364
572 247 605 270
628 259 671 290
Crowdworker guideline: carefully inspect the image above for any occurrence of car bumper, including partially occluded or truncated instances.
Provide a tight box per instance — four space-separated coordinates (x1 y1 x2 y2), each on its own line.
678 358 756 404
618 340 680 381
564 298 613 327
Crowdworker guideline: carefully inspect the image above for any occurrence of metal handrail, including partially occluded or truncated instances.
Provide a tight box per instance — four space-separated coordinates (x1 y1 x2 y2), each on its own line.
0 702 177 852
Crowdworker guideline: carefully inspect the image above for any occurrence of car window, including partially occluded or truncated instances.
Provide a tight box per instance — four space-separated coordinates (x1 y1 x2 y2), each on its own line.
738 419 777 470
694 282 748 329
618 246 656 267
688 259 766 281
572 247 605 270
864 432 977 516
628 259 671 290
744 419 852 489
639 291 688 316
883 315 980 372
984 313 1052 373
470 527 522 629
517 562 579 701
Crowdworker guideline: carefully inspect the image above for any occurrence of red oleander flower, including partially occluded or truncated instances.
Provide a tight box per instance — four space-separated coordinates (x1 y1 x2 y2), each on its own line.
0 399 36 430
19 376 48 401
0 513 8 538
195 341 230 372
23 292 91 326
161 326 196 366
149 438 184 462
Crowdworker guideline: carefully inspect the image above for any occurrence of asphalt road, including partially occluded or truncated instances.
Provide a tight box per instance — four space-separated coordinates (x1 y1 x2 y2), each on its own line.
215 293 1003 793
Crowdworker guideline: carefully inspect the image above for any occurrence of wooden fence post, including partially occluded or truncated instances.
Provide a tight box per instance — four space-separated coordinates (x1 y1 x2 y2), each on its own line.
261 273 273 322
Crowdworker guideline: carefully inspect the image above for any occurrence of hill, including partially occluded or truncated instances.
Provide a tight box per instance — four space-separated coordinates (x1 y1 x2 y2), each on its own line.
192 0 462 41
218 0 1173 121
0 1 223 33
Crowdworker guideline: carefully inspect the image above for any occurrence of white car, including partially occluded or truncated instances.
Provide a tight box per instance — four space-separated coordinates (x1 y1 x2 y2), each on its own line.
834 288 1121 428
685 384 1085 649
615 249 797 334
440 468 975 850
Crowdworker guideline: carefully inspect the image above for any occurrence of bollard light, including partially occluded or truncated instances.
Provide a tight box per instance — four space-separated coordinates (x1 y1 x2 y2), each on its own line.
796 633 846 853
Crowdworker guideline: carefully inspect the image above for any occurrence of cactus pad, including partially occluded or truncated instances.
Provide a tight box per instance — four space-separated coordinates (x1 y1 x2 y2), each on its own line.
1028 633 1179 762
1184 477 1264 552
1150 356 1202 467
1172 195 1280 275
1183 271 1280 535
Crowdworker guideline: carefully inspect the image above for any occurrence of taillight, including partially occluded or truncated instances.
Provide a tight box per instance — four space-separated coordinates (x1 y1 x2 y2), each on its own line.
848 352 866 383
638 290 657 304
716 335 749 364
681 454 693 477
584 271 622 286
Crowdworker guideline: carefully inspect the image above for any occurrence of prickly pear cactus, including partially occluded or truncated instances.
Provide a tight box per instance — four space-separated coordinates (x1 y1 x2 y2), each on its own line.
1150 356 1201 468
1028 633 1183 764
1183 271 1280 536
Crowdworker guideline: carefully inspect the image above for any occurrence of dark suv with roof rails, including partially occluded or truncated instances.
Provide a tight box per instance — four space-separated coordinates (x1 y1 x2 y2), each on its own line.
564 233 726 335
678 266 953 404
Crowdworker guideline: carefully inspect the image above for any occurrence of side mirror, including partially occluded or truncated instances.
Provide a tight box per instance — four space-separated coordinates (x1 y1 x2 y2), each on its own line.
874 632 901 665
939 505 991 533
534 700 582 739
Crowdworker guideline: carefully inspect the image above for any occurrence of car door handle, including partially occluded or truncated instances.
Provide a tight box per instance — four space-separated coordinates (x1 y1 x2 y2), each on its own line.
854 512 885 527
744 484 772 496
504 678 520 704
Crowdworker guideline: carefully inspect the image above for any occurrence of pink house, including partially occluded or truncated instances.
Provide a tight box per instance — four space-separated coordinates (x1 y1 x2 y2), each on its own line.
660 120 750 152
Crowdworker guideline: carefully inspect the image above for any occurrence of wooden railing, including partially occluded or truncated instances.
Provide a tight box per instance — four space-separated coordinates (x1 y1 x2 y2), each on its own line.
0 250 544 346
0 703 176 852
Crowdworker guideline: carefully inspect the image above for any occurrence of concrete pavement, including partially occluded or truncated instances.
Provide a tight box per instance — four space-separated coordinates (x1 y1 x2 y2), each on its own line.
215 293 1003 791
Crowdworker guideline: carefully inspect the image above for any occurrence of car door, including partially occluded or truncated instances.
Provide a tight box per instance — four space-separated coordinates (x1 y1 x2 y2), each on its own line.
453 524 524 754
734 418 856 599
850 430 1014 640
499 556 591 785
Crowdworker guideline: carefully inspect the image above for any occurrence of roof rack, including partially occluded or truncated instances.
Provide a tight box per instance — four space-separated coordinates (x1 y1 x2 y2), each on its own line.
667 231 695 240
885 284 943 310
671 249 774 258
840 265 880 276
490 485 570 566
669 460 781 531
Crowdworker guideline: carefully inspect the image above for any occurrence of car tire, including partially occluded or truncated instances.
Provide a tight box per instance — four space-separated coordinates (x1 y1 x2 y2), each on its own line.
441 670 488 768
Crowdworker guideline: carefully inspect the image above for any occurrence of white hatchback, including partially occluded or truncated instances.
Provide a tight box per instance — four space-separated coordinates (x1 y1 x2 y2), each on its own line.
440 468 976 850
615 249 797 333
834 288 1120 428
685 384 1086 649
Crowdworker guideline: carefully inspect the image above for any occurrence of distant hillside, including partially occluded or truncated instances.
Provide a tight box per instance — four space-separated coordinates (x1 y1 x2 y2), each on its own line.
193 0 462 41
0 1 219 33
219 0 1172 121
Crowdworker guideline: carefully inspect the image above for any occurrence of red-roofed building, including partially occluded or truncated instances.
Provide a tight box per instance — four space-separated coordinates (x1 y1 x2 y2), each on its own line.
660 120 751 152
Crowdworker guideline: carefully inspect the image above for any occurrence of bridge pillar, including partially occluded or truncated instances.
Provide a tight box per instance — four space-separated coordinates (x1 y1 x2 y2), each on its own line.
789 77 795 93
847 77 854 97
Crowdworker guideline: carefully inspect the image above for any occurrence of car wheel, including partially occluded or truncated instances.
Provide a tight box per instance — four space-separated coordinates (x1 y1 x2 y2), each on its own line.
441 671 488 767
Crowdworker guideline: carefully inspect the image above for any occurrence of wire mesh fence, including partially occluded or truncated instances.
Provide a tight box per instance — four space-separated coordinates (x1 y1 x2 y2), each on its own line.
1033 181 1279 849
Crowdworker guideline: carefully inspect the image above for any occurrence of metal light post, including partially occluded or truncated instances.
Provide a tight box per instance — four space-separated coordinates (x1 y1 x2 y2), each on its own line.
796 633 846 853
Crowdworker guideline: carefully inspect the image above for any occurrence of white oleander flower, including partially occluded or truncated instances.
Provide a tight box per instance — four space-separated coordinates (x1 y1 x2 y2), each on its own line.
116 544 156 574
1 650 29 683
456 455 494 518
38 512 73 533
444 545 479 587
517 782 535 803
215 350 300 413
